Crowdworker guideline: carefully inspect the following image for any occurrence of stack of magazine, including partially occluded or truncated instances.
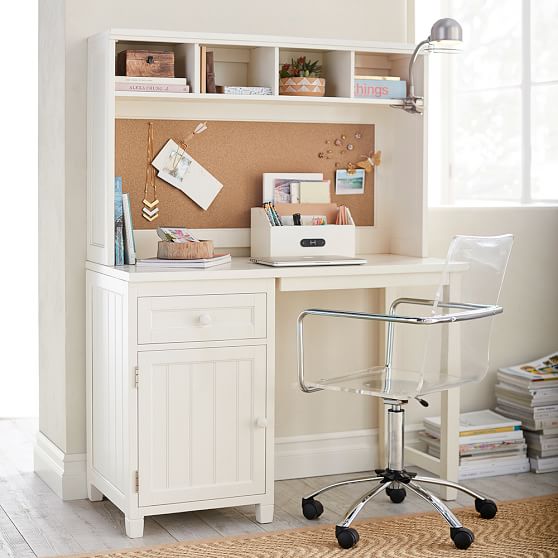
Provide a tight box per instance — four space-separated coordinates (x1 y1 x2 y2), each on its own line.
419 410 529 479
495 352 558 473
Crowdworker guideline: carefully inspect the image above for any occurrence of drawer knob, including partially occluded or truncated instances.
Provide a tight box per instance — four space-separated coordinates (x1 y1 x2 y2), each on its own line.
256 417 268 429
198 313 212 326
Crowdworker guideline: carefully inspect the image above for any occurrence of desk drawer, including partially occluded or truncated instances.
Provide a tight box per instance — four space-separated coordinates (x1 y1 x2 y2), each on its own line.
137 293 267 344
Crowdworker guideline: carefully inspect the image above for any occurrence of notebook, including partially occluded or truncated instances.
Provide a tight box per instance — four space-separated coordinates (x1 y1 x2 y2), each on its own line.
250 255 367 267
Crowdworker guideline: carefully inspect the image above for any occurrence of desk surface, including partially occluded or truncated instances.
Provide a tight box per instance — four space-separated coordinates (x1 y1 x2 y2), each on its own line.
86 254 460 290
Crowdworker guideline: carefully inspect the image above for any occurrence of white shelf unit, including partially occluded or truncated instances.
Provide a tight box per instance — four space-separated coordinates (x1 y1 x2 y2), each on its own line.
86 29 440 538
88 29 427 268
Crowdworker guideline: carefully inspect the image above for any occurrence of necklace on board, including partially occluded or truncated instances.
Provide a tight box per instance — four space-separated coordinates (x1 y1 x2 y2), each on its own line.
142 121 159 222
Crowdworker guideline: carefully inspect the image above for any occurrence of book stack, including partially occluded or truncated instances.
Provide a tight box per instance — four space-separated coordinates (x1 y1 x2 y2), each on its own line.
115 76 190 93
114 177 136 265
353 75 406 99
419 410 529 479
495 352 558 473
136 253 231 268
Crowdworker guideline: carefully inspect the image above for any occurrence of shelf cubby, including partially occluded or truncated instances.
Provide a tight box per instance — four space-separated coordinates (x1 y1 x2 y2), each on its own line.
114 40 198 91
353 51 416 98
278 48 353 98
200 44 278 94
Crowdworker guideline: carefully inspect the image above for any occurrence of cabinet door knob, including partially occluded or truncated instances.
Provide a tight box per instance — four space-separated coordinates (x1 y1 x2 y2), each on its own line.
198 313 212 326
256 417 268 429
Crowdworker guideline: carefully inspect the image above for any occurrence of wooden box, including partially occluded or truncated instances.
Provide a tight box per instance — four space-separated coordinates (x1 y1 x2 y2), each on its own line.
116 49 175 77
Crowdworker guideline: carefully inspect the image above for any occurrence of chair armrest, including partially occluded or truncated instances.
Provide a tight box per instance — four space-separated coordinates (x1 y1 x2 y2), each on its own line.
296 299 502 393
299 301 502 326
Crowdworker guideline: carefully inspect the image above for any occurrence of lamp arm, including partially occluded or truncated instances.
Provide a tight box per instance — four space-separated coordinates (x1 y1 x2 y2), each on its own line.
408 38 429 98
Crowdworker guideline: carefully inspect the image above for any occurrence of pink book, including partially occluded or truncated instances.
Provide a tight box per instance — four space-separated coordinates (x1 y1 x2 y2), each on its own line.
115 83 190 93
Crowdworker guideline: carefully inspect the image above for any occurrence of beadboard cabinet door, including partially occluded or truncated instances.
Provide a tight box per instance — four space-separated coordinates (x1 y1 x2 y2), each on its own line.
137 346 267 507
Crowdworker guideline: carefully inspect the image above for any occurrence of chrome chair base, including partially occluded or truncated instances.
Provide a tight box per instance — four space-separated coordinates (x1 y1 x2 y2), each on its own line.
300 403 498 550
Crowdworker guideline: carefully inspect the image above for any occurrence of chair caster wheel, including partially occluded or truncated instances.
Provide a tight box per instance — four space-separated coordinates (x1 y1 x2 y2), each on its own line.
386 486 406 503
302 497 324 520
450 527 475 550
335 526 359 549
475 498 497 519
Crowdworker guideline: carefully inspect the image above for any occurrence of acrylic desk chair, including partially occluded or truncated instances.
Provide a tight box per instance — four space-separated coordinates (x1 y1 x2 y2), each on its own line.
296 235 514 550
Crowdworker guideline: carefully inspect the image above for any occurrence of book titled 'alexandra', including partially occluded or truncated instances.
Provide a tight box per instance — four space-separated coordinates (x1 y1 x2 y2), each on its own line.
354 79 406 99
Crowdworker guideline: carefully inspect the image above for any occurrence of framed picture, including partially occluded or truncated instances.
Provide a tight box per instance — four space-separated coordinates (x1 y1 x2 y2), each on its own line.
262 172 323 204
335 169 366 195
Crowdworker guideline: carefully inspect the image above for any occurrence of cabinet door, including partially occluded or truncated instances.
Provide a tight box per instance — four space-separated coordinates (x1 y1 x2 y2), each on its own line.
137 346 267 507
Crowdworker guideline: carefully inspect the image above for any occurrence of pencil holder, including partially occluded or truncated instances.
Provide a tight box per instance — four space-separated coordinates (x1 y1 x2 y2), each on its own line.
157 240 214 260
250 208 355 258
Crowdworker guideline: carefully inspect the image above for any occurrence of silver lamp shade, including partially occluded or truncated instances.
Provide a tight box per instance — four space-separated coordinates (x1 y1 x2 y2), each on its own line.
430 18 463 43
429 18 463 51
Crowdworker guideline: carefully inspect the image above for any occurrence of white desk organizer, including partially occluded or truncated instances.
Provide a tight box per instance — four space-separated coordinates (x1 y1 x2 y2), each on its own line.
250 208 356 258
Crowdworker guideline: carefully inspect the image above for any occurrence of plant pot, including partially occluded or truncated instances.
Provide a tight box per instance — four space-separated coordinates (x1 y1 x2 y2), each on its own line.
279 77 326 97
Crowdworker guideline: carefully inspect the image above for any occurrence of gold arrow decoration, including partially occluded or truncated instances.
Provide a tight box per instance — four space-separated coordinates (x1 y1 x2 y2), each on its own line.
142 198 159 209
142 122 159 222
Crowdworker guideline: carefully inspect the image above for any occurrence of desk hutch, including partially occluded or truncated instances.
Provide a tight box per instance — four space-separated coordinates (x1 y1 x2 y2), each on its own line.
86 29 460 538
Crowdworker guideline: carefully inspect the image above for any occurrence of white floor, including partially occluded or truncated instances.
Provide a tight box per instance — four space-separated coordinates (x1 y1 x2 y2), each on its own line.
1 419 557 557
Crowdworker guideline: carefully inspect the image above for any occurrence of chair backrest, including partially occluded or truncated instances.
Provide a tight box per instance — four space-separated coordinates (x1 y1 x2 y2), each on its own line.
418 234 514 394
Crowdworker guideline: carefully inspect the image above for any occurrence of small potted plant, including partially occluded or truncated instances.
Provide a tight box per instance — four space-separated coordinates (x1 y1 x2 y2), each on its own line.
279 56 325 96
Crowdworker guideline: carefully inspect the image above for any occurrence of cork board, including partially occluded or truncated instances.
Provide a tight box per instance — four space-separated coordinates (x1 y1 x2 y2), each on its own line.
115 119 374 229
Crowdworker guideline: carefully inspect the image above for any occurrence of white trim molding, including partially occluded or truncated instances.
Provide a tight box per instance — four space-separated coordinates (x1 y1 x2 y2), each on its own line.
34 432 87 500
275 423 425 481
275 428 378 480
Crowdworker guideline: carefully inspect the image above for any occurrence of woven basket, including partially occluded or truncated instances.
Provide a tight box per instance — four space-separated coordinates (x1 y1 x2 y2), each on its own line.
157 240 214 259
279 77 326 97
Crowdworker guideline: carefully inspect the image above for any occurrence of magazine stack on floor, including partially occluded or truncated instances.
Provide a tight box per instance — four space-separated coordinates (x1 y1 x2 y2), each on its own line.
419 410 529 479
495 352 558 474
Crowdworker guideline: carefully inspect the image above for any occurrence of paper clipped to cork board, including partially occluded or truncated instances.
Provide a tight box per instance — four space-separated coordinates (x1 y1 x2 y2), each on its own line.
152 139 223 211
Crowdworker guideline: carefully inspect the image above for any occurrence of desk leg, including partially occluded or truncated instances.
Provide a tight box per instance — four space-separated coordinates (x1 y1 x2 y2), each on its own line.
438 279 460 500
439 388 459 500
377 287 396 469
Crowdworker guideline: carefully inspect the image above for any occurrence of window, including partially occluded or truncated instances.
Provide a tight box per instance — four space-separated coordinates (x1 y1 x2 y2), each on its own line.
418 0 558 205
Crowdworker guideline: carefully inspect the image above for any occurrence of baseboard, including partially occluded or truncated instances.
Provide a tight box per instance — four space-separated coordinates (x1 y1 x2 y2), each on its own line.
33 425 425 498
275 423 425 481
33 432 87 500
275 428 378 480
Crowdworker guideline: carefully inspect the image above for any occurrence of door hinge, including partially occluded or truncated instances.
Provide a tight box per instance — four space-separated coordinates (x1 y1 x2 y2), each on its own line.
135 367 139 387
135 471 139 492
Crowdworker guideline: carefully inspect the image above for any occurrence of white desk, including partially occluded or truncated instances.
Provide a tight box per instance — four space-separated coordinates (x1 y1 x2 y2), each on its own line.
86 254 460 537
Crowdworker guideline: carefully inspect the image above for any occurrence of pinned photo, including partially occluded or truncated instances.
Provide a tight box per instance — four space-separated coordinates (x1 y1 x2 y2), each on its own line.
335 168 365 195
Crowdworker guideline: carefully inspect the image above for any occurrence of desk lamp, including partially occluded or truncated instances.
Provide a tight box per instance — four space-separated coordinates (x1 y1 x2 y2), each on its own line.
399 17 463 114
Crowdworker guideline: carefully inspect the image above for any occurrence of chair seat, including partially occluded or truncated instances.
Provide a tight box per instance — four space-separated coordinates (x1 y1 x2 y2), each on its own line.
306 366 470 399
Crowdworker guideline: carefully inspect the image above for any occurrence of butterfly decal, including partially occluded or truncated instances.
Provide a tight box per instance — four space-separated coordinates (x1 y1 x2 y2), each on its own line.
357 150 382 173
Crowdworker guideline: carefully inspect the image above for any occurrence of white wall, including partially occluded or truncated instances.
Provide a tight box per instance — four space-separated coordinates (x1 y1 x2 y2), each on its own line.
403 206 558 427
